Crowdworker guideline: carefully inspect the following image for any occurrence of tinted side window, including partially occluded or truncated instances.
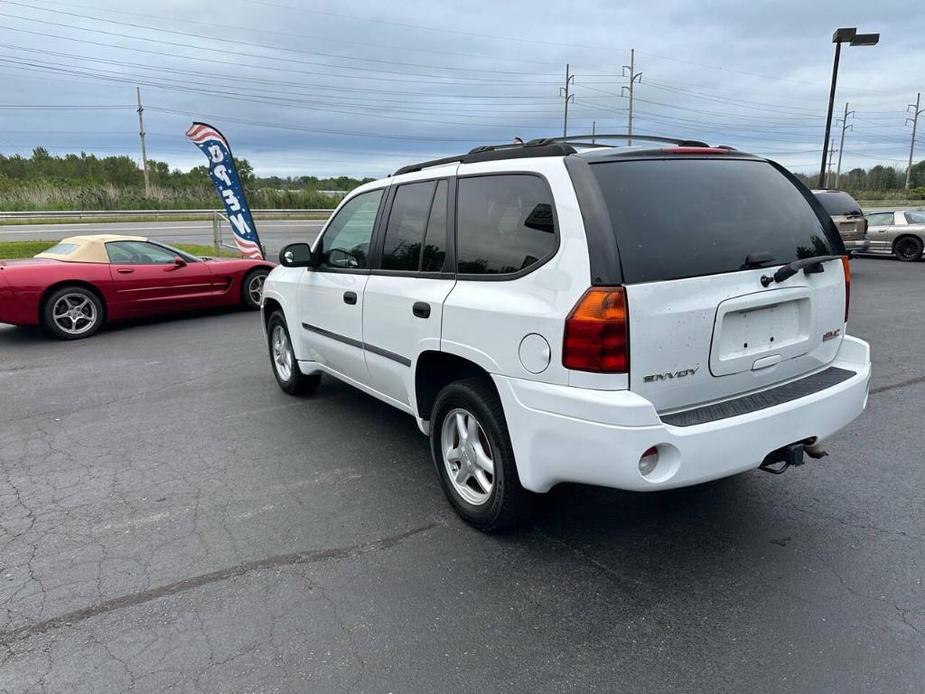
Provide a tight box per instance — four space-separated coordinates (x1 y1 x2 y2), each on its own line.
456 175 556 275
107 241 177 264
867 213 894 226
381 181 435 271
422 180 448 272
814 191 862 216
319 189 384 269
590 159 836 284
904 211 925 224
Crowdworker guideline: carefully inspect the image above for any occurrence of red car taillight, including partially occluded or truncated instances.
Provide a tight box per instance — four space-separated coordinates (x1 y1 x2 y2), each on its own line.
841 256 851 322
563 287 629 373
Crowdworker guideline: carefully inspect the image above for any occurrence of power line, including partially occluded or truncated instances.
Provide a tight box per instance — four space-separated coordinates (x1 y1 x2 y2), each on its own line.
0 55 564 130
22 0 561 67
0 1 561 78
0 24 561 95
0 41 563 113
0 7 561 83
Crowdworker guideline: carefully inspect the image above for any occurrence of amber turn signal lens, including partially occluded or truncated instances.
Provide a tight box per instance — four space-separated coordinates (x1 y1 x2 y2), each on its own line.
563 287 629 373
841 256 851 322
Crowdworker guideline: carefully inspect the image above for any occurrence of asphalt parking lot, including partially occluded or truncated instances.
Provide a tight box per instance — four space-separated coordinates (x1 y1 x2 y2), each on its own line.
0 257 923 693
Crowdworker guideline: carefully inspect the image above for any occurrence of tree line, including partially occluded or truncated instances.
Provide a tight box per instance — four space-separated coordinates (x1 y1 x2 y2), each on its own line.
0 148 374 211
791 161 925 199
0 147 922 211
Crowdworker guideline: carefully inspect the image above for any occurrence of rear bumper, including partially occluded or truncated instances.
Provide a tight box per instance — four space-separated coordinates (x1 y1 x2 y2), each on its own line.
0 281 36 326
494 336 871 493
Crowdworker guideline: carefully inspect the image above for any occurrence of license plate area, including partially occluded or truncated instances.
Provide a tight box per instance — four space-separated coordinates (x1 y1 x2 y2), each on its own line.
710 288 814 376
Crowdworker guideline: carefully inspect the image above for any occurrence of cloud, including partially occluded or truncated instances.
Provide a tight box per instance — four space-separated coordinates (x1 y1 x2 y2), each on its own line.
0 0 920 177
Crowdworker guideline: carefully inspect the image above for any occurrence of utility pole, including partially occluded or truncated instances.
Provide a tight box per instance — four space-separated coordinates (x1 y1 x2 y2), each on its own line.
136 86 150 197
592 120 596 144
622 49 642 145
906 92 923 189
834 102 854 188
559 64 575 138
825 136 837 187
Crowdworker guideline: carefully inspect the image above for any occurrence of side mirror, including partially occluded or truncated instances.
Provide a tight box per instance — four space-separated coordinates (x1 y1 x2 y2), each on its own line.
173 256 187 267
279 242 316 268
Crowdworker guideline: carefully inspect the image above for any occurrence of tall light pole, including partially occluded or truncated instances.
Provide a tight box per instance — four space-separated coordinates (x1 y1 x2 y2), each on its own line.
818 27 879 188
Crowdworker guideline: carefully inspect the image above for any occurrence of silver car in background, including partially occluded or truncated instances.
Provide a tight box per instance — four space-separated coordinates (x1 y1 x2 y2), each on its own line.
865 210 925 262
812 189 869 255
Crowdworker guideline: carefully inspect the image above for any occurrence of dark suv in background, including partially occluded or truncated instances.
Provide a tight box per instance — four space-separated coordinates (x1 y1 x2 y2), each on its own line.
812 190 869 255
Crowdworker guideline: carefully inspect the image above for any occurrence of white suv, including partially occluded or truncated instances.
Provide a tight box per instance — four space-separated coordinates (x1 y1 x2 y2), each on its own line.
261 136 871 531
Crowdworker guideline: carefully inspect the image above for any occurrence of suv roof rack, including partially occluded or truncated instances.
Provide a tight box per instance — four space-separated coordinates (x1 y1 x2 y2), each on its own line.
527 134 711 147
393 141 576 176
391 133 717 176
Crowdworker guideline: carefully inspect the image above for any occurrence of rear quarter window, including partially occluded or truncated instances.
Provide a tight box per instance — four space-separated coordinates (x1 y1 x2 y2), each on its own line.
455 174 557 276
590 158 836 284
41 243 79 255
813 191 862 217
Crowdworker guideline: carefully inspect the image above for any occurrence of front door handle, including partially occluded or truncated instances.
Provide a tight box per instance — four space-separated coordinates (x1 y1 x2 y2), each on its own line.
117 268 134 274
412 301 431 318
343 291 358 305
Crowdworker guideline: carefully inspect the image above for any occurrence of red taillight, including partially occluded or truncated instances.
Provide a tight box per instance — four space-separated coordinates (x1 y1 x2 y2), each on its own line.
563 287 628 373
841 256 851 322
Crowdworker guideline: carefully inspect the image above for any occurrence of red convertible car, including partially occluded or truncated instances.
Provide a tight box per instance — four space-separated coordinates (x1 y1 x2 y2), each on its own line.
0 234 274 339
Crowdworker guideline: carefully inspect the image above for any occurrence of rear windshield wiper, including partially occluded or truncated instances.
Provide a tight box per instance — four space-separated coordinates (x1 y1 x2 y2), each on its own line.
760 255 842 287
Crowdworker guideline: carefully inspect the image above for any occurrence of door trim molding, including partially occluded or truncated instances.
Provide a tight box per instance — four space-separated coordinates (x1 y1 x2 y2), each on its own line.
301 322 411 367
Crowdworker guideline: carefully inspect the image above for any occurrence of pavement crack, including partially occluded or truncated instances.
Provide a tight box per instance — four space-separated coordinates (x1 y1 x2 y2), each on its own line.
870 373 925 395
0 522 439 646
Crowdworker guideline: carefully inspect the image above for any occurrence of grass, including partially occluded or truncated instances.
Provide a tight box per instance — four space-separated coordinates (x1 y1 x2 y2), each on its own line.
0 211 332 226
0 240 242 260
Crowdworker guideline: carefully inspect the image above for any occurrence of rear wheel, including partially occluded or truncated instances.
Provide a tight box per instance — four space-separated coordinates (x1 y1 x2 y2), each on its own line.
242 268 269 309
41 286 104 340
266 311 321 395
430 378 536 531
894 236 923 262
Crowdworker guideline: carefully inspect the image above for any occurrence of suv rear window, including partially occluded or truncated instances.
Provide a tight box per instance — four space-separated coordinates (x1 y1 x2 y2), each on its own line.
590 158 836 284
813 190 862 217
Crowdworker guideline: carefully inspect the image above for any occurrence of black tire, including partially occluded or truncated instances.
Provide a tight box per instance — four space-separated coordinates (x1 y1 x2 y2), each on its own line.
430 377 536 531
266 311 321 395
41 285 104 340
894 236 923 262
242 268 270 309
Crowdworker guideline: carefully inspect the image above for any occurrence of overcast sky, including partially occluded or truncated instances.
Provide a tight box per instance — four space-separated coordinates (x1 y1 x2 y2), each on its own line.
0 0 921 178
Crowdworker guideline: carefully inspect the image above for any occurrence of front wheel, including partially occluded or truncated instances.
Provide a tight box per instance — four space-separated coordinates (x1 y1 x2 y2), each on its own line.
41 286 104 340
266 311 321 395
894 236 923 262
430 378 536 531
242 268 270 309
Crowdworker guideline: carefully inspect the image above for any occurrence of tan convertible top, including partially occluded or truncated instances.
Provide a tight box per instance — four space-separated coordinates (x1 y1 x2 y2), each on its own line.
35 234 148 264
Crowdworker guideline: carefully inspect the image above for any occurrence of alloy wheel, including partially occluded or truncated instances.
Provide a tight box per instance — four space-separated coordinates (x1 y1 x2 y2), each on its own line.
52 293 98 336
440 408 495 506
248 273 266 305
271 324 293 381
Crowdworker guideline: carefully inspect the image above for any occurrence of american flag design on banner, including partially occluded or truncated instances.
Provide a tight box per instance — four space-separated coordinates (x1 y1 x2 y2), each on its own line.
185 122 264 259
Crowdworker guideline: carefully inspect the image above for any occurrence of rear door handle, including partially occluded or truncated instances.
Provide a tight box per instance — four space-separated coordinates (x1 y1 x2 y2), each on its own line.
117 268 134 274
343 291 358 305
412 301 431 318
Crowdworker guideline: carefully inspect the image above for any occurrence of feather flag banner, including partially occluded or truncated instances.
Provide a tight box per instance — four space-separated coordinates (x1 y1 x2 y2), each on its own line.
185 122 264 259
